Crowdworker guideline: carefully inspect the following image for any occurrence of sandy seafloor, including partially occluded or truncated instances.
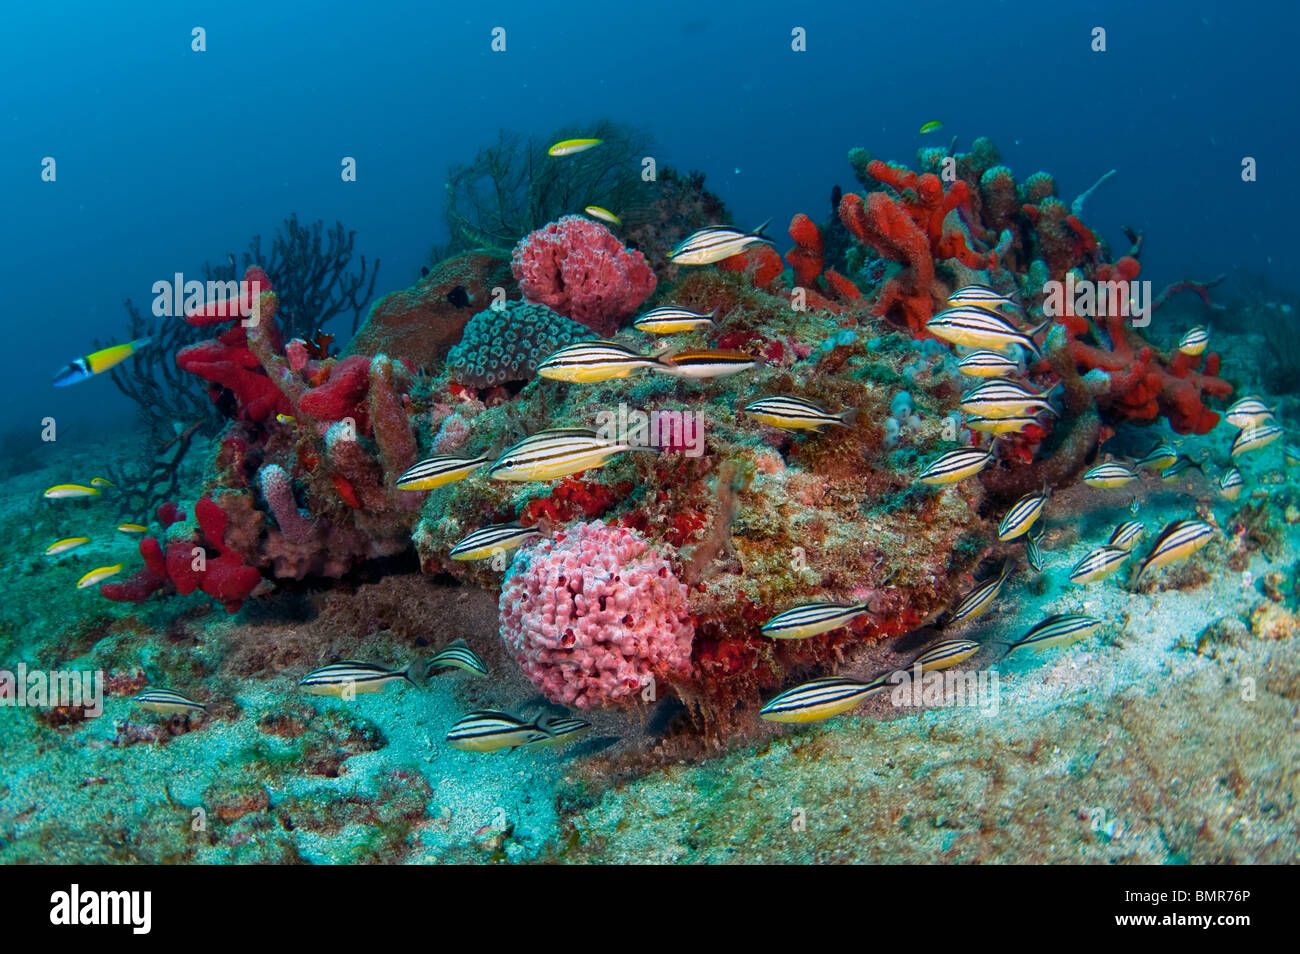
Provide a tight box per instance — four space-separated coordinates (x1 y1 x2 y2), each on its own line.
1 420 1297 865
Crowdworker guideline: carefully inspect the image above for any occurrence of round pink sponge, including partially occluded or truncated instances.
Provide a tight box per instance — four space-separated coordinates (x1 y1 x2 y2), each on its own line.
499 521 694 708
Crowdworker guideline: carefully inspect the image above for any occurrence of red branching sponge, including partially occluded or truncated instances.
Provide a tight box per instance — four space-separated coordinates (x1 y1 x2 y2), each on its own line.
511 215 656 336
717 244 784 288
298 354 371 426
785 213 824 288
839 191 935 333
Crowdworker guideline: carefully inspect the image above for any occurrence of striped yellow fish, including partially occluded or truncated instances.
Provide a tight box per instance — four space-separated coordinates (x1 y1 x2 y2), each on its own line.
77 564 122 589
760 601 871 640
427 639 488 677
1133 519 1213 583
547 138 602 157
997 487 1049 541
918 445 995 484
743 396 854 432
1106 520 1145 552
53 338 151 387
1005 614 1103 655
90 477 116 488
1068 546 1131 584
1160 455 1203 481
926 306 1047 357
668 221 774 266
488 428 652 481
446 710 554 752
1217 467 1244 500
1285 444 1300 467
1224 396 1275 430
117 523 148 534
44 484 100 499
1177 325 1209 356
907 638 981 673
760 676 888 723
45 537 90 556
449 523 541 561
519 716 593 751
134 688 207 716
537 341 661 383
395 455 490 491
965 414 1041 435
1082 461 1138 489
584 206 622 226
1025 522 1046 572
945 284 1021 313
1136 442 1178 471
633 306 717 334
956 350 1022 378
947 561 1011 626
299 660 420 696
1231 422 1283 457
959 379 1056 419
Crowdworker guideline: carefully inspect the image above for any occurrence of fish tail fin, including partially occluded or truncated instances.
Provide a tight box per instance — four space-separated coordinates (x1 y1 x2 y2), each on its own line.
1022 320 1050 358
405 659 429 688
130 337 153 352
751 218 773 240
839 407 859 427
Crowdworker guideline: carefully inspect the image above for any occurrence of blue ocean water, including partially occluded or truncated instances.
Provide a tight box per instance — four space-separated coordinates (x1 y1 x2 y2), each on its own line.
3 0 1296 433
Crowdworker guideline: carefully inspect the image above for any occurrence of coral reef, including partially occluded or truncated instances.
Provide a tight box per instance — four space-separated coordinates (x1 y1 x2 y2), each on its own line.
511 216 656 336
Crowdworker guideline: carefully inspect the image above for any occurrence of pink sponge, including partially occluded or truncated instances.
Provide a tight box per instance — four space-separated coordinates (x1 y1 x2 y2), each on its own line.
499 521 694 708
510 215 656 336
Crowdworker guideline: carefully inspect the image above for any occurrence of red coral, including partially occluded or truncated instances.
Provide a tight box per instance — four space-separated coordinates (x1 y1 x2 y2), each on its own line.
298 354 371 427
839 190 935 334
785 213 824 287
511 215 656 336
717 244 784 289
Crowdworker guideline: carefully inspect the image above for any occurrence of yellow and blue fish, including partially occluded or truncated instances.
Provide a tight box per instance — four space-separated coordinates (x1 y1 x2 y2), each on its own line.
53 338 151 387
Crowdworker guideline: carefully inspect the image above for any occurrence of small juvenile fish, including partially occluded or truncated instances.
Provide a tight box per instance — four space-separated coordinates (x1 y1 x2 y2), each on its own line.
1217 467 1244 500
957 350 1022 378
633 306 716 334
668 221 773 266
966 414 1040 435
759 676 888 723
1025 526 1046 572
77 564 122 588
919 120 943 134
743 396 854 432
760 602 871 640
446 710 554 753
918 445 994 484
1136 442 1178 471
1177 325 1209 356
1224 396 1274 429
1134 519 1213 582
1160 455 1204 481
45 537 90 556
537 341 661 383
1068 546 1131 584
427 638 488 677
520 715 594 751
117 523 148 534
907 638 981 673
959 379 1056 419
90 477 116 488
947 562 1011 626
1107 520 1145 552
299 661 419 696
1005 614 1103 655
926 307 1048 358
396 454 490 491
53 337 151 386
651 348 761 379
449 523 541 561
584 205 622 226
1231 422 1283 457
488 428 651 481
1082 461 1138 489
44 484 100 499
547 138 602 157
134 688 206 716
997 487 1049 541
275 413 296 424
945 284 1020 313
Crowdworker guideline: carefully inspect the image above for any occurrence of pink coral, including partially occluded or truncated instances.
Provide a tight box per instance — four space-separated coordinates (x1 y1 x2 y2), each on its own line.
510 215 656 336
498 521 694 708
258 464 316 543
